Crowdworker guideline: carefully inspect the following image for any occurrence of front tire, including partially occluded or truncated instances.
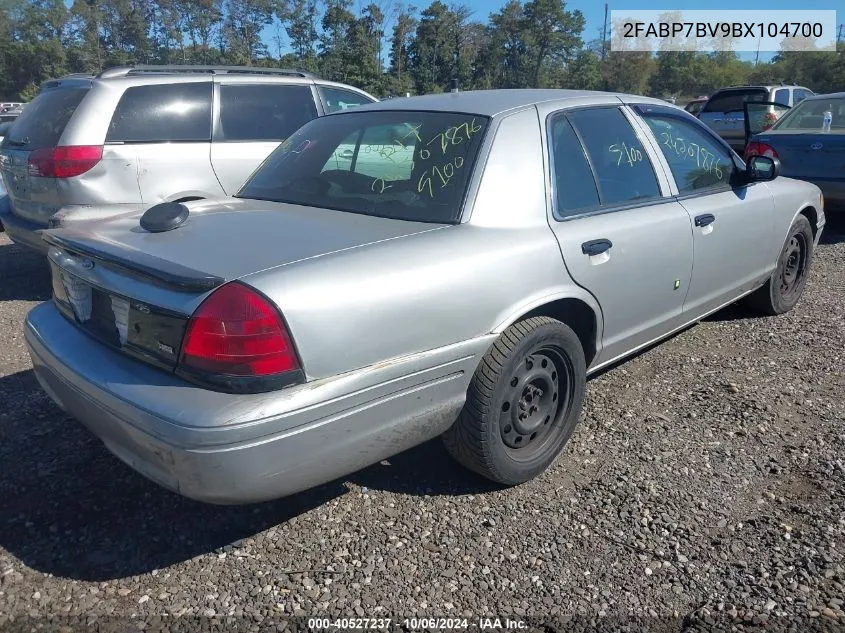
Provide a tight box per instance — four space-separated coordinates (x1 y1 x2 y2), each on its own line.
745 215 814 316
443 317 586 485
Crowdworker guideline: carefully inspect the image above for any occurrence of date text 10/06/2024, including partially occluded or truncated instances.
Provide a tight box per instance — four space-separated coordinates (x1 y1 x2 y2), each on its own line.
308 617 528 630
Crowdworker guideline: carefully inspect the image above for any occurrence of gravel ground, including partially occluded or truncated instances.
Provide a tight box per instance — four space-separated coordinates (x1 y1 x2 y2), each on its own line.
0 219 844 632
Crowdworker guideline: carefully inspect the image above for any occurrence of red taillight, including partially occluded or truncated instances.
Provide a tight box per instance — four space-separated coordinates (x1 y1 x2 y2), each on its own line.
180 282 300 377
27 145 103 178
744 141 779 161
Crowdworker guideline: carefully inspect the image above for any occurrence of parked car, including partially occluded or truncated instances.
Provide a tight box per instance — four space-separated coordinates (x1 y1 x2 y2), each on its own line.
684 96 708 117
0 103 25 123
698 84 814 153
744 92 845 211
25 89 825 504
0 65 377 254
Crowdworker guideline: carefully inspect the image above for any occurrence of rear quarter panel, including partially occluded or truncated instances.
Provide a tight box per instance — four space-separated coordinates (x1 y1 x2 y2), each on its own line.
243 223 589 381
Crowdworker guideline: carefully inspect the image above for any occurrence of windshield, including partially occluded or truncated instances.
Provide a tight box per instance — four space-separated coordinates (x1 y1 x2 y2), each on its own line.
772 96 845 132
237 110 490 223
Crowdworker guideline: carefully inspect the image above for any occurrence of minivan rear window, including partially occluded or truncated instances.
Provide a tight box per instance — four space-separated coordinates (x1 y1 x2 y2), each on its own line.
107 82 212 143
701 88 768 114
238 110 489 223
2 87 89 149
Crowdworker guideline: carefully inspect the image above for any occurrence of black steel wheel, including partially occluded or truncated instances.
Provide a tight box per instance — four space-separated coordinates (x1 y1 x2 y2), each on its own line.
443 316 586 486
745 214 814 316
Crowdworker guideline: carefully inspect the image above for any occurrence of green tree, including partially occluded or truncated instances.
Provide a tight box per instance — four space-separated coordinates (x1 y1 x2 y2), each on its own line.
223 0 277 64
564 48 601 89
386 4 416 94
523 0 583 87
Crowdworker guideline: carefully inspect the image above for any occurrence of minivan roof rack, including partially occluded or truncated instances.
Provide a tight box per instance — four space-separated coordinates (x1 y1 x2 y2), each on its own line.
96 65 319 80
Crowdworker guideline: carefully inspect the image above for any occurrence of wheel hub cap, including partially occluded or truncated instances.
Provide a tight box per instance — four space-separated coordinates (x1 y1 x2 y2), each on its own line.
501 353 560 449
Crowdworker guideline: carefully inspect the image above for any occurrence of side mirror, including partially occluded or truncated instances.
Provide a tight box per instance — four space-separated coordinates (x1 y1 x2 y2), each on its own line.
746 155 779 182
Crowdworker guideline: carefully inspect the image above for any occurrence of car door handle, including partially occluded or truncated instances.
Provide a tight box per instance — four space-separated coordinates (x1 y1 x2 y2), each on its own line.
581 239 613 256
694 214 716 227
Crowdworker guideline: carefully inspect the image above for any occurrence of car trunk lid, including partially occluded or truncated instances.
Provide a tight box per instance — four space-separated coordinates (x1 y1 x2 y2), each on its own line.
757 131 845 179
42 197 445 376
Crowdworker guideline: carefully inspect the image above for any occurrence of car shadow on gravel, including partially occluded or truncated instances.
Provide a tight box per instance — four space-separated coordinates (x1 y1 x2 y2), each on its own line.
0 240 51 302
0 369 495 582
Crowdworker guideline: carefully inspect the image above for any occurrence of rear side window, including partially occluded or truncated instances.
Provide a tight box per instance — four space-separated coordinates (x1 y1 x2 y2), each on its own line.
218 84 317 142
3 87 88 149
774 88 790 106
548 115 600 217
793 88 812 104
107 82 212 143
319 86 375 113
701 88 768 114
566 108 661 207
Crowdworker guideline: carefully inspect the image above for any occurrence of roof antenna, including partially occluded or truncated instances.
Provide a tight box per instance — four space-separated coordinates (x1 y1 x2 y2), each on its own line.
451 78 459 93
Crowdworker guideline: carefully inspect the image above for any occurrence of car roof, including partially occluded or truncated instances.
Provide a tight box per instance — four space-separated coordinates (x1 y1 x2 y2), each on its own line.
802 91 845 100
340 89 669 118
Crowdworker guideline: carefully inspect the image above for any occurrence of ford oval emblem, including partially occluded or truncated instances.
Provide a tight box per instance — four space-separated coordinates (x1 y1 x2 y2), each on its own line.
810 142 823 151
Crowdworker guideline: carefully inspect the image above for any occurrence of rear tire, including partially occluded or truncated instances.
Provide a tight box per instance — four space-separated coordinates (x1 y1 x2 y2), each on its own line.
744 215 814 316
443 317 586 485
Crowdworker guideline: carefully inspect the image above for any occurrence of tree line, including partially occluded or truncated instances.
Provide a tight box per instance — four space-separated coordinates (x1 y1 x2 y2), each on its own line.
0 0 843 102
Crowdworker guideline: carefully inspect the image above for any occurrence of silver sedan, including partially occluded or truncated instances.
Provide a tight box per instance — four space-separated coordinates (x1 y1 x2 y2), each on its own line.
24 89 825 504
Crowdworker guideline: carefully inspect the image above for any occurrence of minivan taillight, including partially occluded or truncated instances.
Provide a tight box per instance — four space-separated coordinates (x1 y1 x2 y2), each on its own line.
744 141 779 161
180 282 300 378
27 145 103 178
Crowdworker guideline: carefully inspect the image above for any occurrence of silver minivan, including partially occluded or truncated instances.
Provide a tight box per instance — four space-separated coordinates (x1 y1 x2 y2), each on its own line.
698 84 814 154
0 65 377 252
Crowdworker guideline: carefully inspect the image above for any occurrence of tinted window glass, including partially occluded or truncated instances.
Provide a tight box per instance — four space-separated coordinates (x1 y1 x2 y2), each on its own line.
319 86 375 113
107 82 212 142
238 110 489 223
641 111 733 193
774 96 845 131
3 87 88 149
549 115 599 216
566 108 660 206
774 88 790 106
322 124 416 181
793 88 812 104
219 84 317 141
701 88 768 113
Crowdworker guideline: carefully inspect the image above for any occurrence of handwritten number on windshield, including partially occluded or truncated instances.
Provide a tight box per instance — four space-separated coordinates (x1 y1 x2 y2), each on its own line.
426 118 483 155
418 156 464 198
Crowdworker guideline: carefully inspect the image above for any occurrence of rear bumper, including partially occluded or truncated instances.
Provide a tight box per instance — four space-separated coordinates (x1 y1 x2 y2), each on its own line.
0 204 48 253
25 302 484 504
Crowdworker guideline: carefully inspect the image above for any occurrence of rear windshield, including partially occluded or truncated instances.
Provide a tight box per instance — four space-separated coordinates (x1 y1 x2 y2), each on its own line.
701 88 768 114
773 96 845 132
2 86 88 149
237 110 490 223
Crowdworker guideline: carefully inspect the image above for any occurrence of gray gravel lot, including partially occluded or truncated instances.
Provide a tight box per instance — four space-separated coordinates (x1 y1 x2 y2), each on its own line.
0 221 843 631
